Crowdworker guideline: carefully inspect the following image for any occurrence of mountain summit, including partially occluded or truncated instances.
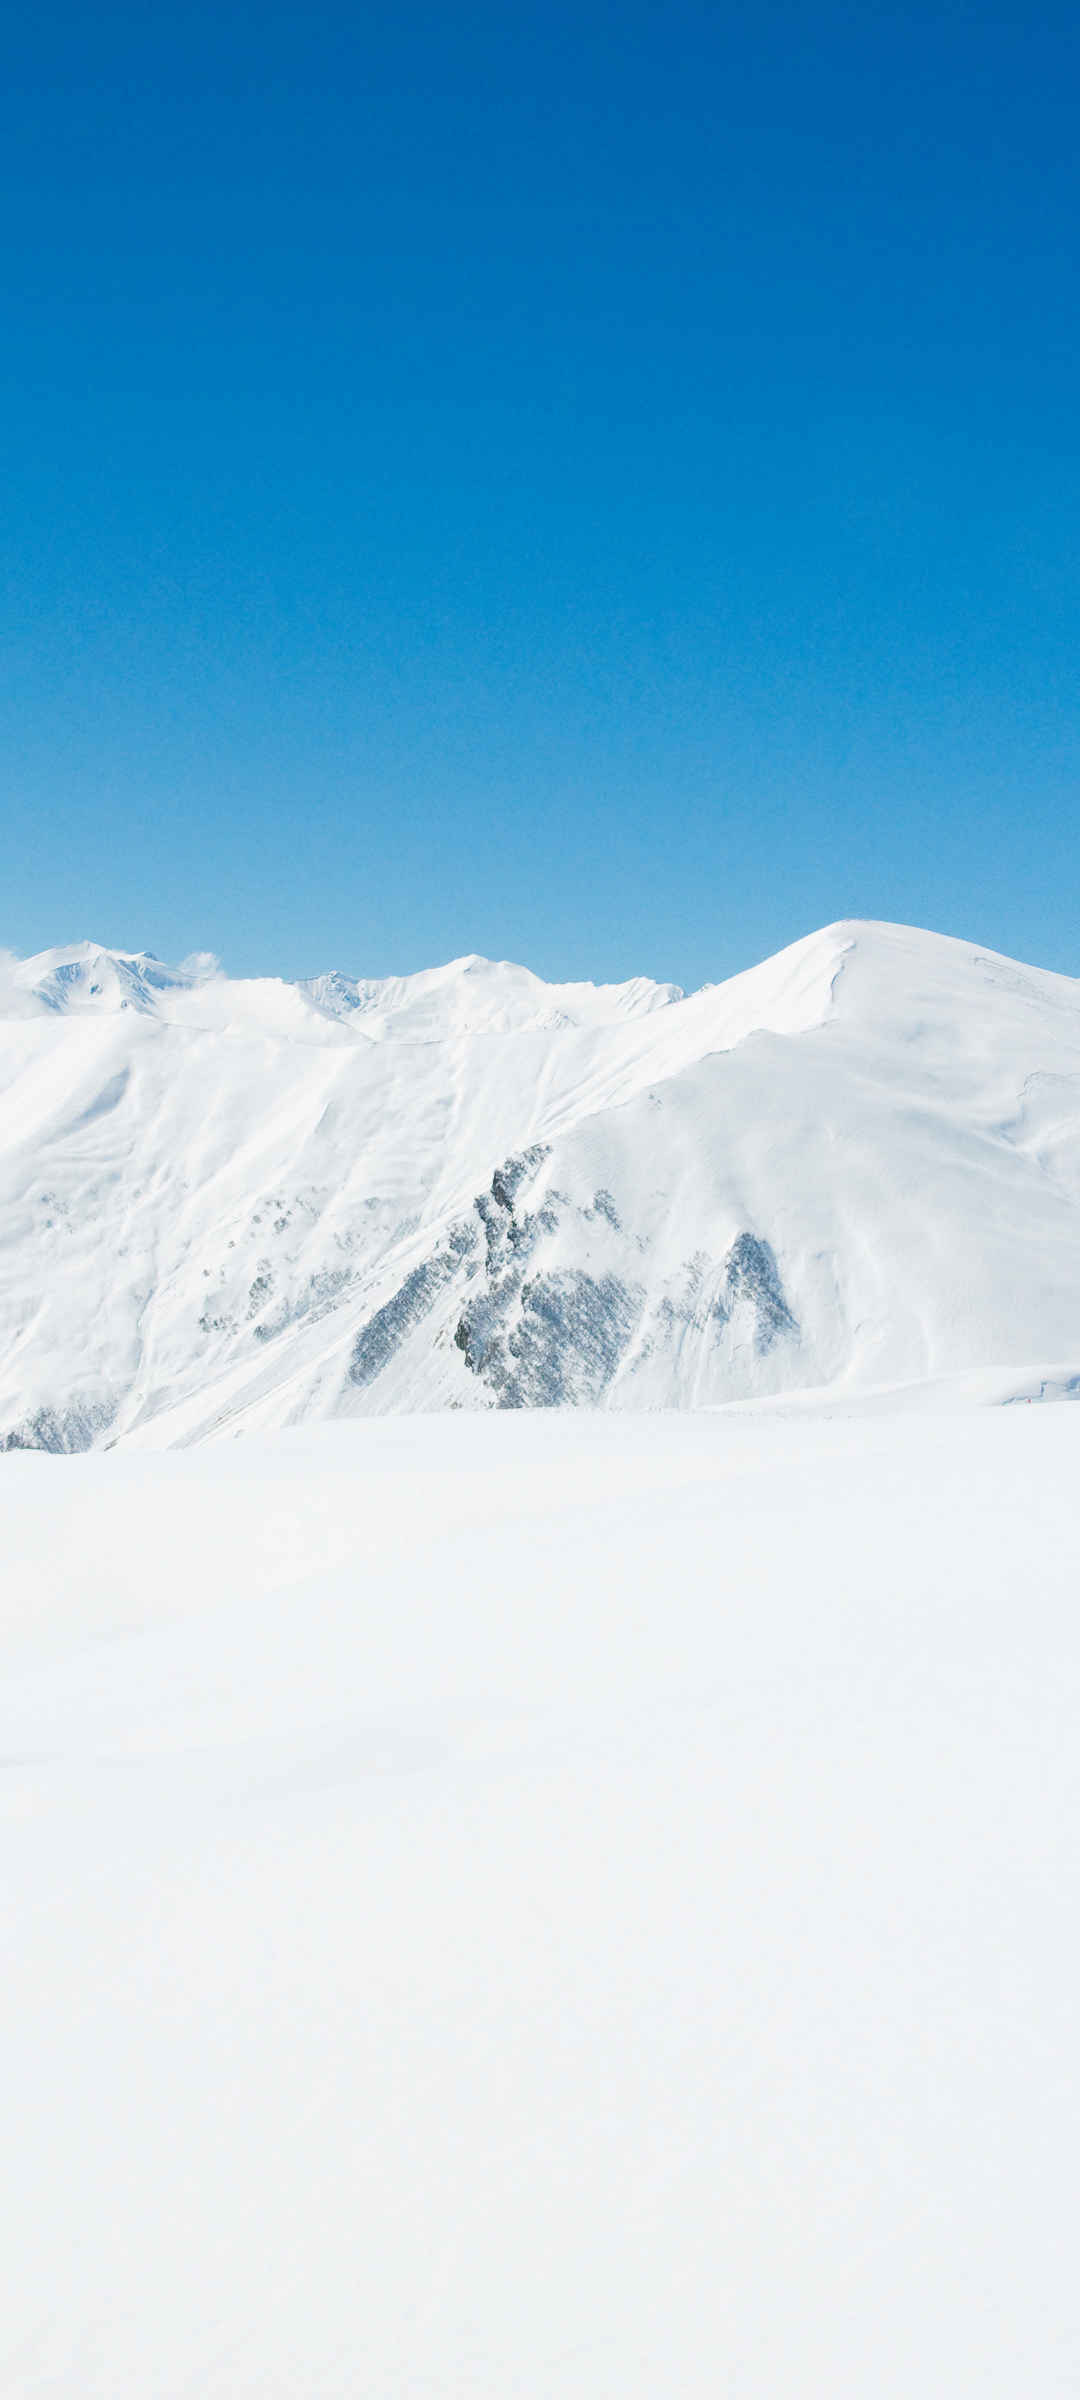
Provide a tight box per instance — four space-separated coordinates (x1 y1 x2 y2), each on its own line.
2 921 1079 1448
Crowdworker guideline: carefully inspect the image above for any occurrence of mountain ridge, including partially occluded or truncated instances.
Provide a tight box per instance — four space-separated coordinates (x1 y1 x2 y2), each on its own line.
3 919 1079 1447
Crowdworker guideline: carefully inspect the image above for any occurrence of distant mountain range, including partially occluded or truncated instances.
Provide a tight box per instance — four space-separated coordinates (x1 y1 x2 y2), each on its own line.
2 920 1079 1447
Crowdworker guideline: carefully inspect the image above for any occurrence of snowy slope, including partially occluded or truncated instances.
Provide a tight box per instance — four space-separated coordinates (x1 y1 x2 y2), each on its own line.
2 921 1080 1447
4 1407 1080 2395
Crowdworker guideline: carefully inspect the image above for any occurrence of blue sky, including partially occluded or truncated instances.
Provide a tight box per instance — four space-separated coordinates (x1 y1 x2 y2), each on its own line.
3 1 1078 988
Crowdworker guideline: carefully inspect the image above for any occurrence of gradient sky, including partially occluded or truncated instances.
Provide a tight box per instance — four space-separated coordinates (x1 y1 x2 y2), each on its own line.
3 1 1078 989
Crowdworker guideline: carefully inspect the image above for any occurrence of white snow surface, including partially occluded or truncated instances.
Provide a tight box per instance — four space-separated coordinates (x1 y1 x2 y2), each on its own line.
3 920 1080 1446
4 1403 1080 2394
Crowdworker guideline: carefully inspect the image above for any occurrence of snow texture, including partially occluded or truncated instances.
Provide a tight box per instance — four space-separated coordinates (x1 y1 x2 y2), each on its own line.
3 1404 1080 2394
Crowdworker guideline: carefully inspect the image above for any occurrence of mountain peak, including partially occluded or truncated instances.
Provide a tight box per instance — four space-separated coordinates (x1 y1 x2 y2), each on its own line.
3 919 1080 1449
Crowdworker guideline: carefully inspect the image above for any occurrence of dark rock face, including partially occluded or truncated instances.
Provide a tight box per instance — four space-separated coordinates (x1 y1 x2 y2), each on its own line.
451 1151 643 1406
495 1270 641 1406
489 1148 548 1214
299 1141 799 1411
348 1220 477 1389
648 1234 799 1364
719 1233 799 1352
0 1397 116 1453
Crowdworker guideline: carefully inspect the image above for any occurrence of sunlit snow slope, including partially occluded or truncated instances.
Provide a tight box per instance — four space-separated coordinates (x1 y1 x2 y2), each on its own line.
2 920 1080 1447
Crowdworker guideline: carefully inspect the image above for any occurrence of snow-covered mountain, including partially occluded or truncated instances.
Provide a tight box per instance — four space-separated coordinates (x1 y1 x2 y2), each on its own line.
2 919 1080 1448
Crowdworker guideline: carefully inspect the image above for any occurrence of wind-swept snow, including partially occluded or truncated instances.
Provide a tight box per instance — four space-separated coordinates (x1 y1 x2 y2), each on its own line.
3 1405 1080 2394
3 920 1080 1446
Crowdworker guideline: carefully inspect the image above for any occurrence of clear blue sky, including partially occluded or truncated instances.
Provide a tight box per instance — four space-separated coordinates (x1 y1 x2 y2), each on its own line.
3 1 1078 988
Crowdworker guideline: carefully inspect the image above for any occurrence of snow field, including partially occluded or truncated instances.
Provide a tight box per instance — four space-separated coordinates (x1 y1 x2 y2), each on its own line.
3 1405 1079 2394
